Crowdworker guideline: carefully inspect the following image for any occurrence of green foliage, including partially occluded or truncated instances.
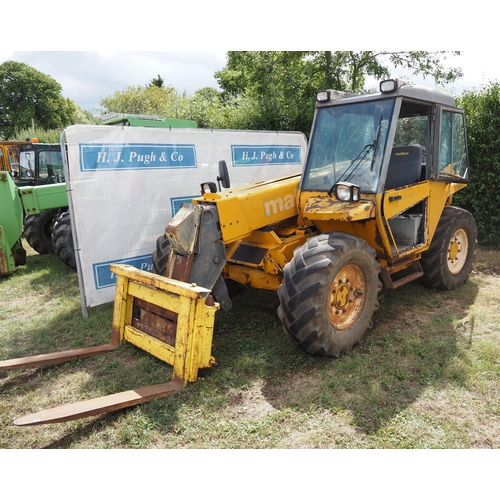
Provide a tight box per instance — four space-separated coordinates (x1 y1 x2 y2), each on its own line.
99 84 190 119
96 52 463 136
455 82 500 248
187 87 263 130
214 52 322 133
149 74 165 88
9 105 102 143
71 105 103 125
9 127 62 143
0 61 76 140
212 51 463 136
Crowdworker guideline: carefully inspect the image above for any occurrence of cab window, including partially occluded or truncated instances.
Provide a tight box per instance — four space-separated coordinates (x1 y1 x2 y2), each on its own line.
439 111 468 181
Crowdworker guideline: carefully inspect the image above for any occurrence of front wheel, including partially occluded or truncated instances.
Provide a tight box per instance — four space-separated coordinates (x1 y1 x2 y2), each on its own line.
152 233 171 275
23 209 59 254
277 233 382 356
420 206 477 290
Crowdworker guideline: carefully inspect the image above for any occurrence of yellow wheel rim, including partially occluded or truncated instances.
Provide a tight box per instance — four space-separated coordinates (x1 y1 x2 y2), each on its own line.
448 228 468 274
328 264 366 330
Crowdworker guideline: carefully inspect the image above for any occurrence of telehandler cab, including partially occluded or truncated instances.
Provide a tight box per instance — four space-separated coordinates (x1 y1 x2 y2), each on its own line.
0 79 477 425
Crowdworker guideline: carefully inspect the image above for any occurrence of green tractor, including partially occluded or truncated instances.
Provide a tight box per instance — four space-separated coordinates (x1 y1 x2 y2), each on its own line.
16 142 68 256
0 170 68 276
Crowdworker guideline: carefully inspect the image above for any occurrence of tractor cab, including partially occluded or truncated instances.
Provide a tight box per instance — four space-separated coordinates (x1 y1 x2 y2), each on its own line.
16 142 64 186
298 79 469 266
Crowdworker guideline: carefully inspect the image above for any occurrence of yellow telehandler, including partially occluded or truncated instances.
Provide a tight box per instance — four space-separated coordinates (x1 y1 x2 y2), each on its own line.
1 79 477 425
152 78 476 356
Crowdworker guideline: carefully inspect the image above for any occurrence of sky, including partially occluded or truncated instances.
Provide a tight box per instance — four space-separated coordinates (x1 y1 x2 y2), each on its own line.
1 50 498 116
1 3 498 116
0 51 227 113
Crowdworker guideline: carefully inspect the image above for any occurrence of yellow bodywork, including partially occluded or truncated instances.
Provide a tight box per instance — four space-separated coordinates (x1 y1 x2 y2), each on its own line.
111 264 219 384
190 172 468 290
298 180 467 274
0 142 26 178
201 174 301 244
196 174 316 291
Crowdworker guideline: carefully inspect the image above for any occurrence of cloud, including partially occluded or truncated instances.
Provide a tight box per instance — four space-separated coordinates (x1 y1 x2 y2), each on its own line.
2 50 500 116
1 51 226 113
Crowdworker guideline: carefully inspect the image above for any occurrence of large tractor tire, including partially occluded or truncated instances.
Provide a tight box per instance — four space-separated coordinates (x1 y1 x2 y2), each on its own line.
152 233 170 275
420 206 477 290
23 209 59 254
52 211 76 269
277 233 382 357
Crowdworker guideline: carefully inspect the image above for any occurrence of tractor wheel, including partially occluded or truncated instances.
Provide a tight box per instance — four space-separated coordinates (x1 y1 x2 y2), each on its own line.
277 233 382 356
420 206 477 290
52 211 76 269
23 209 59 254
152 233 171 275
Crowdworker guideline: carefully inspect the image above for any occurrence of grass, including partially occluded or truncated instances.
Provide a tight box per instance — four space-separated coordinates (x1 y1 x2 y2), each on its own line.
1 241 500 449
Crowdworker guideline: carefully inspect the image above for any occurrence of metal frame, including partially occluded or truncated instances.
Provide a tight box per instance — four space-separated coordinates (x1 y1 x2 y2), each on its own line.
1 264 219 426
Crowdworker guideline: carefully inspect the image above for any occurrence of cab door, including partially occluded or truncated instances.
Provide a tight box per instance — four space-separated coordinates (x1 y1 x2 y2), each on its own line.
381 99 432 256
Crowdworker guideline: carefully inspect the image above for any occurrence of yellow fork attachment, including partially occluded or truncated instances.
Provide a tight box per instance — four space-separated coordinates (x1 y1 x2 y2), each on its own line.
1 264 219 426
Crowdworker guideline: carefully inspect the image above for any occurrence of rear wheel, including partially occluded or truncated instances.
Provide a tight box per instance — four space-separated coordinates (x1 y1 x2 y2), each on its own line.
23 209 59 254
277 233 382 356
52 211 76 269
420 206 477 290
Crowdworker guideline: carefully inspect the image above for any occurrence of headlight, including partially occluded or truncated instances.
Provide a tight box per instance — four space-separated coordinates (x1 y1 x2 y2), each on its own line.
333 182 360 202
316 90 330 102
380 78 407 94
201 181 217 194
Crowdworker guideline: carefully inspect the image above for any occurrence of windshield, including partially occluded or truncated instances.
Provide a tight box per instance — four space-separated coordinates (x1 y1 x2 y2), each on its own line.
301 98 395 193
39 150 64 183
19 148 64 183
19 151 35 180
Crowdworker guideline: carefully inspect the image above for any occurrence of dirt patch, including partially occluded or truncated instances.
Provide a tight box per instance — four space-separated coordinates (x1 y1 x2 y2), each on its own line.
473 248 500 276
225 380 277 419
472 266 500 277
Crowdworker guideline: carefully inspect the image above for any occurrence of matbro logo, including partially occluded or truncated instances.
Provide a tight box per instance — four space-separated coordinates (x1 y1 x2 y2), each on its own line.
264 193 296 217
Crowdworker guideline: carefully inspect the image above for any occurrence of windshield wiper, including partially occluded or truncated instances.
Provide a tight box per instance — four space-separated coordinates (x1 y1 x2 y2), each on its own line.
370 116 383 172
327 143 373 196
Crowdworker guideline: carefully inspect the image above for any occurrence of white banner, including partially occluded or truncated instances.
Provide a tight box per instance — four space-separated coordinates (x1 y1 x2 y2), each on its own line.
63 125 307 311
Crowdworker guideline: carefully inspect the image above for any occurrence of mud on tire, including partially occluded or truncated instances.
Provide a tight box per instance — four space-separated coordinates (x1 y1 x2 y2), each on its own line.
277 232 382 357
420 206 477 290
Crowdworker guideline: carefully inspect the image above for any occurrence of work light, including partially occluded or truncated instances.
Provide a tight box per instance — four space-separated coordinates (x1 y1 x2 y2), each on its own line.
380 78 406 94
333 182 360 202
316 90 331 102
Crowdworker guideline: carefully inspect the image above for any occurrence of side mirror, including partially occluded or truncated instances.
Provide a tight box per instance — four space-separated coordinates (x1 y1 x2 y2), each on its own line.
217 160 230 190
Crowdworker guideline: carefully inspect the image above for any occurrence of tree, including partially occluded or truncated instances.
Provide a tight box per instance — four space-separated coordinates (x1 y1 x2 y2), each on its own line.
0 61 76 140
99 84 190 119
213 51 463 135
149 74 165 88
186 86 255 129
9 105 101 143
455 82 500 247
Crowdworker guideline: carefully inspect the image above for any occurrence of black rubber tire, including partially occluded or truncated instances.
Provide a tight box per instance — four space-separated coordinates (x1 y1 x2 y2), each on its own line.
420 206 477 290
152 233 171 275
23 209 59 254
277 232 382 357
52 211 76 269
